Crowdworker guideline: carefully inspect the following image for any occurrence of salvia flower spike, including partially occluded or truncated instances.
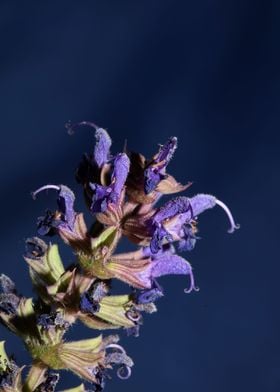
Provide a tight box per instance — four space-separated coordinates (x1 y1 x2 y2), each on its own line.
0 122 239 391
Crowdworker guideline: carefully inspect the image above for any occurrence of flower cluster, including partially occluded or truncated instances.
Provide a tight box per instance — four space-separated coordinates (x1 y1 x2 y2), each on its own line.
0 122 239 391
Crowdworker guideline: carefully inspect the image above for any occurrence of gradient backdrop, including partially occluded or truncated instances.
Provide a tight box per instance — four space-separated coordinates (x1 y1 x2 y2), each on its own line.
0 1 279 391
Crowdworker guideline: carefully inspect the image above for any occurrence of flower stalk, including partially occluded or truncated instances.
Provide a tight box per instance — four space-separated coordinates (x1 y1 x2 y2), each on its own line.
0 122 239 391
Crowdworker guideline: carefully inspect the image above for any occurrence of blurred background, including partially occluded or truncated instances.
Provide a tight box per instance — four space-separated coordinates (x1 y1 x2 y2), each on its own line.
0 1 279 391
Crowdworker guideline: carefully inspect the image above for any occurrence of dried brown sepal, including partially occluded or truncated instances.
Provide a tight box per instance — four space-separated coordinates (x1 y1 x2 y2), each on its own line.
156 176 192 194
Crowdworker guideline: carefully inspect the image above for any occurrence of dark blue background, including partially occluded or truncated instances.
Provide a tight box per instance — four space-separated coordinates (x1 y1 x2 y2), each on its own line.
0 1 279 391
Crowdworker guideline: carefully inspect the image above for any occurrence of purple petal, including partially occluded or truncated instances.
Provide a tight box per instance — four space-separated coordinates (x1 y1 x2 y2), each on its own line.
144 137 177 194
151 252 199 293
37 210 59 236
0 274 16 294
153 194 216 227
149 195 217 253
32 184 76 231
144 169 162 194
37 312 69 330
110 153 130 200
134 267 154 289
153 196 191 224
66 121 111 168
0 293 21 315
152 253 190 277
79 293 100 314
135 280 164 304
150 197 192 253
187 194 240 233
25 237 48 259
177 224 198 252
57 185 76 228
94 127 112 167
79 281 108 314
90 153 130 212
150 226 173 254
90 183 111 212
156 137 177 163
189 194 216 217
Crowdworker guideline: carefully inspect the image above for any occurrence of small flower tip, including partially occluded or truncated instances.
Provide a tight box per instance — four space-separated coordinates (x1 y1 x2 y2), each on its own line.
65 120 75 135
227 223 241 234
168 135 177 150
215 199 240 234
184 285 200 294
117 365 132 380
31 184 60 199
184 269 199 294
106 344 126 354
31 191 36 200
65 120 100 135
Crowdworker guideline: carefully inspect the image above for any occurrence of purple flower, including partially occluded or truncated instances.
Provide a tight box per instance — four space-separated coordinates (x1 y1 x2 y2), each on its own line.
94 126 112 168
33 185 91 254
110 245 198 294
135 279 164 304
67 121 112 169
32 184 76 236
69 122 130 214
56 185 76 228
0 294 20 315
80 293 100 314
126 136 190 204
79 280 109 315
0 122 241 391
150 194 240 253
148 245 199 293
37 312 69 331
90 153 130 213
0 274 21 315
150 196 193 253
178 223 198 251
0 274 17 295
144 137 177 194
